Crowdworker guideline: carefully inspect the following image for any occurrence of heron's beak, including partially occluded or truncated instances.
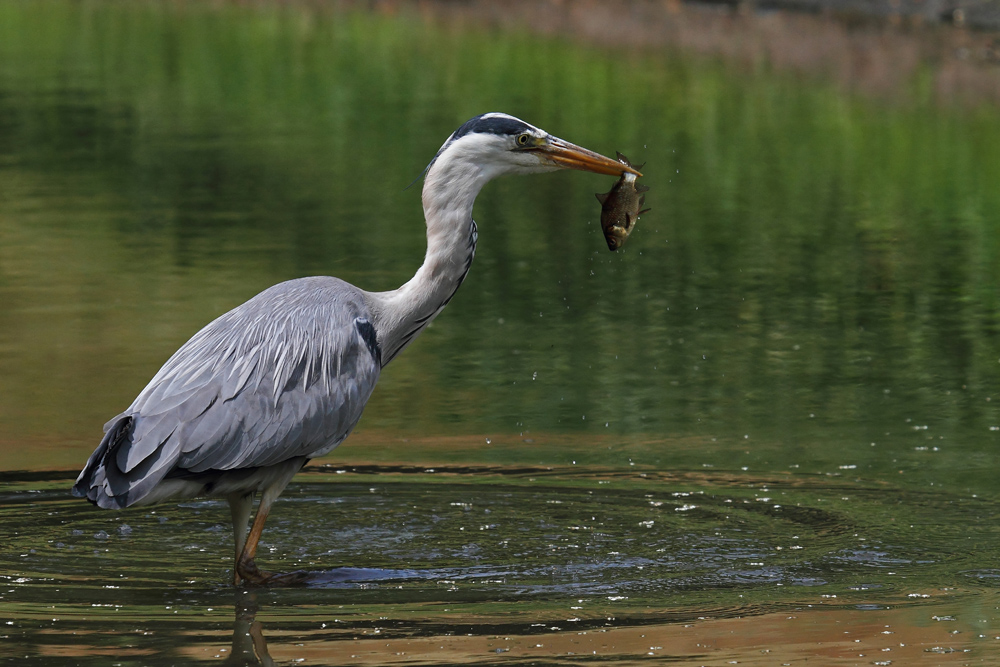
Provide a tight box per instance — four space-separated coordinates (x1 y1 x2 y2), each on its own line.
536 137 643 177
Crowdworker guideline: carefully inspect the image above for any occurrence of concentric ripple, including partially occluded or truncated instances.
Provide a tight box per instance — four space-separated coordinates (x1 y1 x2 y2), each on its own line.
1 465 998 664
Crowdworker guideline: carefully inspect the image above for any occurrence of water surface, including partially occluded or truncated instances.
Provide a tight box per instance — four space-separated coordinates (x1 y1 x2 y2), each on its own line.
4 464 1000 664
1 1 1000 664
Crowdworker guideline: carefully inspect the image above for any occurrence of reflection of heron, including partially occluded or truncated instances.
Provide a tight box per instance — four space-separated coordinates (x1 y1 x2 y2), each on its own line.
225 591 274 667
72 113 641 585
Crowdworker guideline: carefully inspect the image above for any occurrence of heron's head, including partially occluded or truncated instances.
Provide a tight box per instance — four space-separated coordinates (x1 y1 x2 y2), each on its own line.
429 113 643 181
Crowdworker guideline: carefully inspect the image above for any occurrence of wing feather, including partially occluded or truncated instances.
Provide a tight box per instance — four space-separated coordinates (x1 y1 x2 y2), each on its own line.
73 277 382 507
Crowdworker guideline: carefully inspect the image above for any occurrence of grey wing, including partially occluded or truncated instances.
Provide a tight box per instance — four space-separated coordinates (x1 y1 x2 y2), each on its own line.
73 277 381 509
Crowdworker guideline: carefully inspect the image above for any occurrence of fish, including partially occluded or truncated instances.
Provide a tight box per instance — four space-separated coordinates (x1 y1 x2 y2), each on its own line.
595 152 649 251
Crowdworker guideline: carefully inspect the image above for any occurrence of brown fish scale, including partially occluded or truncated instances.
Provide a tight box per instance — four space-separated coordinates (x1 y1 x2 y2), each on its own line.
595 152 650 251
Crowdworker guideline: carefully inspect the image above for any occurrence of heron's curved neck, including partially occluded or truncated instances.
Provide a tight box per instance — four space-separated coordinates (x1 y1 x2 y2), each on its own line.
367 155 493 366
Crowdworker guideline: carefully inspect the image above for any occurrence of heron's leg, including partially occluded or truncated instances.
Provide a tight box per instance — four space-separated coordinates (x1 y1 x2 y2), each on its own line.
235 492 275 584
235 458 307 586
227 492 255 586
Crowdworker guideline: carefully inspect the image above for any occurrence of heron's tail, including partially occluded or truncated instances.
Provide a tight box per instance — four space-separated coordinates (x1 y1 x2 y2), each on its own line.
72 414 138 509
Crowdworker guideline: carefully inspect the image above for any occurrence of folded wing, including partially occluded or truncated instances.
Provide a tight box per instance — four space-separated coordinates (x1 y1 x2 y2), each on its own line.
73 277 381 508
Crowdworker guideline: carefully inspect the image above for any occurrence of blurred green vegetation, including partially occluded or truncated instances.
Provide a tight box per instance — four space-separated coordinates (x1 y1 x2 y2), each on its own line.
1 1 999 495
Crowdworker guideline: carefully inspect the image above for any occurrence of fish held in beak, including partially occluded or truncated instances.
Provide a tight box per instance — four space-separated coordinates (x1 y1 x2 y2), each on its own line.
596 153 650 251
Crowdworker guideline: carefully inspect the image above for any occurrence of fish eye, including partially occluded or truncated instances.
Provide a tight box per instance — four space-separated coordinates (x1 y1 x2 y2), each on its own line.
515 133 531 147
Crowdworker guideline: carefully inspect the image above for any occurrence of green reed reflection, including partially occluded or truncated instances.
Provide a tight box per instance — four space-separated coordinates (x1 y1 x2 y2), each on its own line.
1 1 999 499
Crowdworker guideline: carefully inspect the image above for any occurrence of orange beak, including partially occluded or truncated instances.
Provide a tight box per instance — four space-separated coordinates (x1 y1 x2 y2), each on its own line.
535 137 643 177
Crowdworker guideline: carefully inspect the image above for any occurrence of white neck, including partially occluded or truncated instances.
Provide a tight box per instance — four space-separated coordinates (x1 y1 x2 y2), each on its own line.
364 149 497 366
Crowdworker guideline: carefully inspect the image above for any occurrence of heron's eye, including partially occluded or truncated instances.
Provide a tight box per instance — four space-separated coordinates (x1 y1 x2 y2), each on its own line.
515 133 531 147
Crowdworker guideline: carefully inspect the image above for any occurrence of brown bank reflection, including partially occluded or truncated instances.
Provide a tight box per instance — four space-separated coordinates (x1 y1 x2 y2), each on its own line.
216 590 993 666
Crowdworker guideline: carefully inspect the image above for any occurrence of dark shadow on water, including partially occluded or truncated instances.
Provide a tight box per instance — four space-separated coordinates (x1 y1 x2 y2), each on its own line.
300 566 431 587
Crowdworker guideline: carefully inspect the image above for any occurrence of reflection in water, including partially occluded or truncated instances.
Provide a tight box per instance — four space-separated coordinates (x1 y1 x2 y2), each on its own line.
1 0 1000 482
228 592 274 667
2 466 1000 662
224 592 998 666
3 1 1000 664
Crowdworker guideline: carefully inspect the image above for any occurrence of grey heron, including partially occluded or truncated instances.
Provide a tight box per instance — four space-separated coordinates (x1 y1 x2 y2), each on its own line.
72 113 642 585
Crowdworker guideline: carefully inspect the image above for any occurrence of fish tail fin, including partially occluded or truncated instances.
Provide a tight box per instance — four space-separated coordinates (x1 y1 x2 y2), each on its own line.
616 152 646 171
615 152 635 169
